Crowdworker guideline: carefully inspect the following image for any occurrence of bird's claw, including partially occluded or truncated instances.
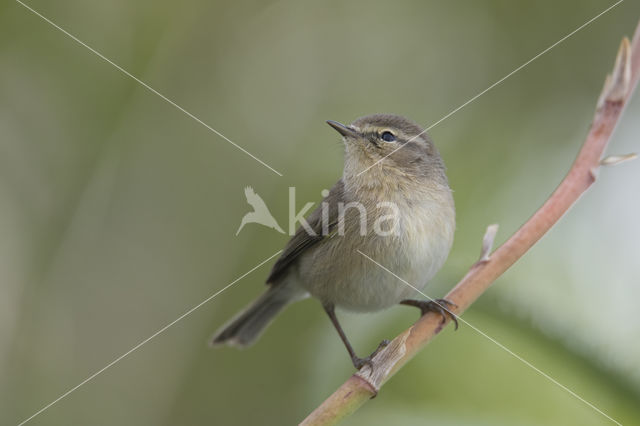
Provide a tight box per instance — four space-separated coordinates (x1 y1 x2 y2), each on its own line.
352 339 390 370
401 298 459 330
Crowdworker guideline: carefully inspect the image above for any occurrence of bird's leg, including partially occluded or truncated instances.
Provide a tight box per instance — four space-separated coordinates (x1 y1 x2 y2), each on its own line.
323 303 389 370
400 298 459 330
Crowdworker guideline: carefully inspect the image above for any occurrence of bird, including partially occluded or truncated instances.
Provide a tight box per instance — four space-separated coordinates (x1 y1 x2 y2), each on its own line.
235 186 285 235
213 114 456 370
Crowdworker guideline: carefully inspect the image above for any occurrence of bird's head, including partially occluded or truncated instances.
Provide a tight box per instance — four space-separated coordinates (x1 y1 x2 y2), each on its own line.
326 114 447 190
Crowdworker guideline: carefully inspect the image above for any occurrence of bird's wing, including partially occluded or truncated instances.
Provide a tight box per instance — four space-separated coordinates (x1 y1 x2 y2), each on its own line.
266 179 344 284
245 186 270 211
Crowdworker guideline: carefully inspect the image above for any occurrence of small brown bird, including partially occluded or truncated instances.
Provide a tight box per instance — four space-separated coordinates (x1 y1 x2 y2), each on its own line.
212 114 456 369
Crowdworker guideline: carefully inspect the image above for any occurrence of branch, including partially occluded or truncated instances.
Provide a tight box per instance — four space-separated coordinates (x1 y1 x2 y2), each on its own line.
301 21 640 426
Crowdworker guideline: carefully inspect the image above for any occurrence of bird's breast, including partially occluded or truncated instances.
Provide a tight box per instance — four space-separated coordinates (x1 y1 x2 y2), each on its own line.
297 189 455 312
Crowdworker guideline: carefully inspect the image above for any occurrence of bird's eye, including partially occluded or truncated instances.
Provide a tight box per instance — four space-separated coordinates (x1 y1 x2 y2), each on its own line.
381 131 396 142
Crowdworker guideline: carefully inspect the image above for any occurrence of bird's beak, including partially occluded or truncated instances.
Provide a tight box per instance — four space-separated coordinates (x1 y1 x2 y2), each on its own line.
326 120 358 138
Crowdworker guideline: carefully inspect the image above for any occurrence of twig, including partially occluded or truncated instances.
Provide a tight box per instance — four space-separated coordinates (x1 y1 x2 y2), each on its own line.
300 21 640 426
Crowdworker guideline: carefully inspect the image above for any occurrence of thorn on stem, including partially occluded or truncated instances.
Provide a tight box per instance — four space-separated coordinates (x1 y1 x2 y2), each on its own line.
478 224 499 262
599 37 632 108
600 153 638 166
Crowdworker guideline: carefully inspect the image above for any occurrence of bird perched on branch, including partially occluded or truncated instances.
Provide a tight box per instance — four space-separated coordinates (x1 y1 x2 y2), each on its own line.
213 114 456 370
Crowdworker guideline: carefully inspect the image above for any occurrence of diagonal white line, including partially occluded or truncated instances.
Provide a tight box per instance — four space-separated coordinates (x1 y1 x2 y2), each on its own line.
357 250 622 425
15 0 283 177
16 249 283 426
358 0 624 176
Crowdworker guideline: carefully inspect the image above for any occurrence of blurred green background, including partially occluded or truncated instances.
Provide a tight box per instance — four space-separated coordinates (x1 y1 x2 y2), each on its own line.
2 0 639 425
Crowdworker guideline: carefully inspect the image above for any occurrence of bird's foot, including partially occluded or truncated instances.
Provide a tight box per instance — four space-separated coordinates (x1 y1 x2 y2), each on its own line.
400 298 459 330
351 339 390 370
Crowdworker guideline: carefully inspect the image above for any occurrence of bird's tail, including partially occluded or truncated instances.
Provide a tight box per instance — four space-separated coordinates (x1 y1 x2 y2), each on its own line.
211 281 306 347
